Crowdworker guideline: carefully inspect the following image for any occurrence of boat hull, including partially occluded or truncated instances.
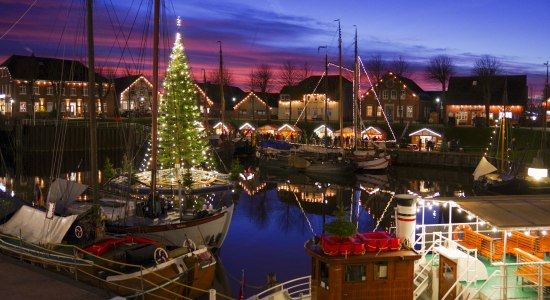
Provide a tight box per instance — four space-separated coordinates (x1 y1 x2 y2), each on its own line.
354 155 391 171
110 204 234 250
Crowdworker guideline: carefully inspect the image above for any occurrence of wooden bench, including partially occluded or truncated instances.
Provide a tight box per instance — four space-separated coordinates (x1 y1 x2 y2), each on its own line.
513 248 550 289
456 228 504 261
507 231 542 257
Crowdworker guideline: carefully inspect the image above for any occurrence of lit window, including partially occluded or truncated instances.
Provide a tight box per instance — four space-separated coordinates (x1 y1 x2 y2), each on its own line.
400 90 406 100
407 106 414 118
377 106 382 117
367 106 373 117
20 102 27 112
33 86 39 95
374 262 388 280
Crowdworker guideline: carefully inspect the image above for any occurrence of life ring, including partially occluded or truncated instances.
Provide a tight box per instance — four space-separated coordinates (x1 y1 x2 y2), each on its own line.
183 238 197 252
453 224 472 240
154 248 169 264
74 225 84 239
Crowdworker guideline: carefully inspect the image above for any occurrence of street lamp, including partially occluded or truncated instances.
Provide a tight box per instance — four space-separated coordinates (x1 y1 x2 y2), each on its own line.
435 97 441 124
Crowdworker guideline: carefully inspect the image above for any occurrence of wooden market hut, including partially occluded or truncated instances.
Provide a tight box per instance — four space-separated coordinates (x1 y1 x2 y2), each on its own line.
334 126 354 138
238 122 255 138
313 125 334 139
212 121 234 135
408 128 442 150
278 124 302 139
257 124 278 135
361 126 386 141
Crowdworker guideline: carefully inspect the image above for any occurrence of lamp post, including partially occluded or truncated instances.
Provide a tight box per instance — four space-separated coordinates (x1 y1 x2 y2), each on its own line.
436 97 441 124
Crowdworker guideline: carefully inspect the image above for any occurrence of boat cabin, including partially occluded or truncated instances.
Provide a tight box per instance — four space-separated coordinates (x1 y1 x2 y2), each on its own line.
305 237 420 300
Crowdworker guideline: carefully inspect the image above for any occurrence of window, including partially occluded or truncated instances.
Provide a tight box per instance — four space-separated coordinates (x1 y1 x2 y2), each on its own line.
285 108 290 116
47 86 53 95
20 102 27 112
376 106 382 117
345 265 366 282
70 87 76 96
257 110 266 116
61 87 66 95
390 90 397 100
320 261 329 290
366 106 373 117
46 102 53 112
472 80 477 86
19 85 26 95
396 105 403 118
83 87 88 96
33 86 40 95
382 90 389 99
400 90 406 100
374 262 388 280
407 106 414 118
241 109 248 115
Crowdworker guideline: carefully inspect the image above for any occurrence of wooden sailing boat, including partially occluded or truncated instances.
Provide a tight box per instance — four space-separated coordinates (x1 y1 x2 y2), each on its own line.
257 21 356 176
104 16 234 251
472 79 521 194
0 2 217 299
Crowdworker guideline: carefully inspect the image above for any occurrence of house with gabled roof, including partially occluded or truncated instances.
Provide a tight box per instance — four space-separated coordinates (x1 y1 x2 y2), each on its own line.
114 74 153 117
0 54 115 118
195 82 246 121
446 75 527 126
278 75 353 122
361 72 432 124
233 91 278 121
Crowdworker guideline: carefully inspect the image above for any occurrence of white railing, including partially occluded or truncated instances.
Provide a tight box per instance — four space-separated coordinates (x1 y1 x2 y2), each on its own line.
248 275 311 300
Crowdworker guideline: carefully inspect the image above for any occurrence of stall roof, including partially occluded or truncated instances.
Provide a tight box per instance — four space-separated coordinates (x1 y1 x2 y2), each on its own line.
409 128 442 137
435 195 550 229
278 124 301 132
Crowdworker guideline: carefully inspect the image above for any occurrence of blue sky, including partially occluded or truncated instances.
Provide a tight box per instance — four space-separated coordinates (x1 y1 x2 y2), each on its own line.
0 0 548 94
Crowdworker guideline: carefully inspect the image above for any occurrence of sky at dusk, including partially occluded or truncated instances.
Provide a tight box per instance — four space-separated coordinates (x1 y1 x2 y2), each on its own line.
0 0 548 95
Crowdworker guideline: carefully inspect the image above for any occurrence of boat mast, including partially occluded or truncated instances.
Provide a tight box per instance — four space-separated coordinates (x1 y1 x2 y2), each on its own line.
319 45 328 145
151 0 160 199
353 26 359 150
336 19 343 150
86 0 99 217
218 41 225 133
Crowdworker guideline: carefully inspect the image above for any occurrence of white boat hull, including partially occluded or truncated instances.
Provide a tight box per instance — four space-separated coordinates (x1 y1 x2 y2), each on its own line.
355 155 391 170
119 204 234 250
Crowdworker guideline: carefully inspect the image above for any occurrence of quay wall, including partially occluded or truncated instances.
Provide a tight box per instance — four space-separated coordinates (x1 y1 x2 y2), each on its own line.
395 149 481 168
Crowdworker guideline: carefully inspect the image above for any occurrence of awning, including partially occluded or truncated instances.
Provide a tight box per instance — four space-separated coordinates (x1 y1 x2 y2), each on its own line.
436 194 550 230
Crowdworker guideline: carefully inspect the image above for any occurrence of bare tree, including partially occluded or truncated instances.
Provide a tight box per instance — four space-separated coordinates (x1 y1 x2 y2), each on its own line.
296 61 312 82
208 67 233 86
473 55 502 127
426 55 455 125
253 64 274 120
366 55 386 123
391 56 410 77
279 61 299 122
391 56 410 124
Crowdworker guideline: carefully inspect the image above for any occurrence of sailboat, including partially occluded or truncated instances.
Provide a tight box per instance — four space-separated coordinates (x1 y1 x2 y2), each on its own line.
256 22 357 177
104 17 234 251
0 2 218 299
472 79 522 194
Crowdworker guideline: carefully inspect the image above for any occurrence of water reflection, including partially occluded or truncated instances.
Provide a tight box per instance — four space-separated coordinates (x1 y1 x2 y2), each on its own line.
0 152 475 299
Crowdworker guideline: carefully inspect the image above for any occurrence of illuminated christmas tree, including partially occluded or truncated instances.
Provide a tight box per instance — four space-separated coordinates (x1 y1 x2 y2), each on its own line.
157 18 213 175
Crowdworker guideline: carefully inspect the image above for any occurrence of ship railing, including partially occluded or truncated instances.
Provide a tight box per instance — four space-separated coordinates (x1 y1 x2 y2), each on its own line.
0 233 233 299
248 275 311 300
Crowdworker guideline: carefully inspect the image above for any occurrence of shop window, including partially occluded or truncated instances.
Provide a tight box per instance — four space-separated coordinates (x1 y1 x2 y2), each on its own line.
374 262 388 280
320 261 329 290
345 264 366 282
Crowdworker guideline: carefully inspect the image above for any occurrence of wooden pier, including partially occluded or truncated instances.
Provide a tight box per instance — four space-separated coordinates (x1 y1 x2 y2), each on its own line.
395 149 481 168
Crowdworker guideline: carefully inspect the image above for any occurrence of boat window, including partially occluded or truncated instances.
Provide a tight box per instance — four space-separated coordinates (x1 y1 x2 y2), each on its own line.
374 262 388 280
345 264 366 282
319 261 329 290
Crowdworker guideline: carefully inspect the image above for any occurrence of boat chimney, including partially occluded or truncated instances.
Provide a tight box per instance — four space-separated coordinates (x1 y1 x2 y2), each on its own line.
395 194 417 248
